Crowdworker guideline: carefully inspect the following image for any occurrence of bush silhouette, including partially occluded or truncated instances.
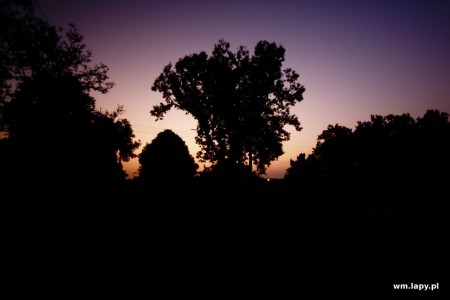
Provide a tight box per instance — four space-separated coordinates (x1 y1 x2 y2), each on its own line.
138 129 198 186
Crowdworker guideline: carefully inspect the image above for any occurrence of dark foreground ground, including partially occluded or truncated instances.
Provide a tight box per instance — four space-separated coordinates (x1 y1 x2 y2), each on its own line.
4 176 448 299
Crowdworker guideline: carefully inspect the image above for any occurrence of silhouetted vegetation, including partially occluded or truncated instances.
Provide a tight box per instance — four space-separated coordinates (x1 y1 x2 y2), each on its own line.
138 129 198 186
0 2 140 296
286 110 450 191
1 2 446 298
151 39 305 175
1 1 140 187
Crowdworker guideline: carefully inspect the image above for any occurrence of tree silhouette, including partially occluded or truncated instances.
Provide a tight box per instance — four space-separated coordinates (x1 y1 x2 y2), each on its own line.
138 129 198 185
353 113 417 184
1 2 113 106
0 1 139 185
151 39 305 175
285 124 355 183
285 153 307 179
286 110 450 189
0 4 142 296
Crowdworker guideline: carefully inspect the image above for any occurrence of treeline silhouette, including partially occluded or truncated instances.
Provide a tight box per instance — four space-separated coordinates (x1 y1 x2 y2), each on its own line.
286 109 450 194
1 2 447 299
88 110 448 299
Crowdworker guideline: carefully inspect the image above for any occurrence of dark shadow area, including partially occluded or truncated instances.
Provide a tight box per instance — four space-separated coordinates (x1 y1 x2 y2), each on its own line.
1 3 447 299
81 110 447 299
76 165 447 299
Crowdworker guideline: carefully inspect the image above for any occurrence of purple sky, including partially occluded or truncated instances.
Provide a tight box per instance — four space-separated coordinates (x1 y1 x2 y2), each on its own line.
38 0 450 178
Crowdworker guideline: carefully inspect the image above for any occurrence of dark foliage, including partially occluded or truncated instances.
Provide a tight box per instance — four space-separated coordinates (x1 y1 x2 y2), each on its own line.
1 3 446 298
138 129 198 186
286 109 450 190
151 39 305 175
0 3 140 297
0 1 140 187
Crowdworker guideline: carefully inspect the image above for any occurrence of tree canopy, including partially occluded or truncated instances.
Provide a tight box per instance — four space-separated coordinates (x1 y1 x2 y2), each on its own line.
0 1 140 185
151 39 305 175
285 109 450 188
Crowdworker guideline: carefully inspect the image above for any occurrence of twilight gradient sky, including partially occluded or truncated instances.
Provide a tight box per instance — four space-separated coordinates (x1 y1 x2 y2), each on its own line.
38 0 450 178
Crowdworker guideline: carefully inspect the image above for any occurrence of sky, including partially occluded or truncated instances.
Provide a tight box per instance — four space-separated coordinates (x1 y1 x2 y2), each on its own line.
37 0 450 178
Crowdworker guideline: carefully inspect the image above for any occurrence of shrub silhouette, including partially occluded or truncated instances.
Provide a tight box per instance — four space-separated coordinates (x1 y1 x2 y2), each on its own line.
138 129 198 186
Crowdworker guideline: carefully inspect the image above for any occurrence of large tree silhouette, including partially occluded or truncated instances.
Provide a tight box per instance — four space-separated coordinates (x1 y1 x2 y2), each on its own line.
151 39 305 175
0 1 140 185
1 2 113 104
138 129 198 185
0 4 142 296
